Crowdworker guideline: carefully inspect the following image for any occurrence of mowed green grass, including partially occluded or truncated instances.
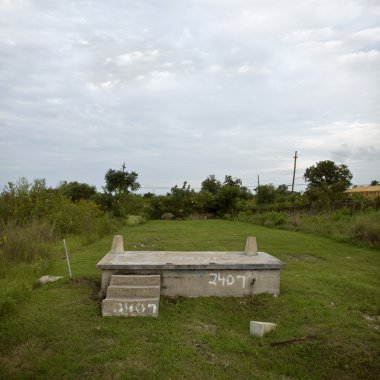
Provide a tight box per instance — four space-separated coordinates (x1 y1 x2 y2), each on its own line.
0 220 379 379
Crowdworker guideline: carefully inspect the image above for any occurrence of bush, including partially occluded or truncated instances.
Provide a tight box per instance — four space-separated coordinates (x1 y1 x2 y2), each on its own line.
0 221 57 264
254 211 288 227
349 212 380 247
126 215 146 226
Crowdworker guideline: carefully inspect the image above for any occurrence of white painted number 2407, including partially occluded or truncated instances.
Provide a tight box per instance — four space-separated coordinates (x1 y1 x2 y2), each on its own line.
208 273 246 288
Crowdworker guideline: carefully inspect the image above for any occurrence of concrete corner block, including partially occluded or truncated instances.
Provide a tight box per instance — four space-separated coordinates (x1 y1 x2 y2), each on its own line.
250 321 277 337
245 236 258 256
111 235 124 253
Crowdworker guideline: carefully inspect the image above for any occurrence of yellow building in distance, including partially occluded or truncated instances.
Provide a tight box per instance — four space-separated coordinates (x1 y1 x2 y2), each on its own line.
345 185 380 198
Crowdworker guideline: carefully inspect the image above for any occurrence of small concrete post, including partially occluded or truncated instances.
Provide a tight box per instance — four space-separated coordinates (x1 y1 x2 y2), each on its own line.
250 321 277 337
111 235 124 253
245 236 258 256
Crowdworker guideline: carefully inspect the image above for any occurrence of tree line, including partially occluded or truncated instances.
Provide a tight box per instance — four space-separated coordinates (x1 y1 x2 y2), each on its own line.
2 159 378 230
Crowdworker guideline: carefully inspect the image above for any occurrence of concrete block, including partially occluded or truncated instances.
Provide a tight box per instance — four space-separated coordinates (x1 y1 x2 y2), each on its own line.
102 298 159 317
250 321 278 337
38 275 63 285
245 237 258 255
110 275 160 286
111 235 124 253
106 285 160 298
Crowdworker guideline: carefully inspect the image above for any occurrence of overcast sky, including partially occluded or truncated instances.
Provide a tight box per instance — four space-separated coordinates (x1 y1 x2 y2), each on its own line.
1 0 379 193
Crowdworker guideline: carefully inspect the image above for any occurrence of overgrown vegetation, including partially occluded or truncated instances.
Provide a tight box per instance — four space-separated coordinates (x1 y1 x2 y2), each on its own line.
0 220 379 379
0 161 379 316
227 208 380 248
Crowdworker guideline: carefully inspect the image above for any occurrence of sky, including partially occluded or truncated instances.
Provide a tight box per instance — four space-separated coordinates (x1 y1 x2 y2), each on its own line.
0 0 379 194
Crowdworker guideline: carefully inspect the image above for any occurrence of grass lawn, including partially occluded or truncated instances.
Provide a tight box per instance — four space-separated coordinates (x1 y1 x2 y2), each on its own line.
0 220 379 379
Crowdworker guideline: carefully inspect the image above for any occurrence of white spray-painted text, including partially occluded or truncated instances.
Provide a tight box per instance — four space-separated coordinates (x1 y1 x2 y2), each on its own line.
208 273 246 288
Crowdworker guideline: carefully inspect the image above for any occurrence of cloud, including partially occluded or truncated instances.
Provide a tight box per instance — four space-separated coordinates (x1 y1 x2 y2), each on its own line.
0 0 379 190
337 50 380 69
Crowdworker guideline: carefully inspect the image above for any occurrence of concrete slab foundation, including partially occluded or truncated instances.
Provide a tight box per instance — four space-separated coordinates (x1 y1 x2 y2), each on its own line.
97 236 285 302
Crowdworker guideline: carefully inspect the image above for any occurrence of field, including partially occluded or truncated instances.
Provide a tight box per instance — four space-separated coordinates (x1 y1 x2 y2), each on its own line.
0 220 379 379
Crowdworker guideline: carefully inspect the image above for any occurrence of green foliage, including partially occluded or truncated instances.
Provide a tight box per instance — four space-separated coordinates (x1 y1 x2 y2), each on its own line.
0 220 379 379
104 165 140 194
223 175 242 187
0 221 56 264
0 178 105 232
58 181 96 201
349 211 380 247
194 190 218 214
109 193 145 218
144 195 167 219
201 175 221 194
215 185 241 215
165 182 196 218
232 208 380 248
255 184 277 204
0 178 55 225
126 215 147 226
304 160 352 201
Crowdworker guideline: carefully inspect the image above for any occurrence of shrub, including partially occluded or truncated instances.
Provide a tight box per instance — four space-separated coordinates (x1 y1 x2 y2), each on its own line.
0 221 57 264
126 215 146 226
349 213 380 247
252 211 288 227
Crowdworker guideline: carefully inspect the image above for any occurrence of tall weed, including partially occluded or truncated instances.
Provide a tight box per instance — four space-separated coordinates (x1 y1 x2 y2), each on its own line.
349 212 380 247
1 221 57 264
232 209 380 248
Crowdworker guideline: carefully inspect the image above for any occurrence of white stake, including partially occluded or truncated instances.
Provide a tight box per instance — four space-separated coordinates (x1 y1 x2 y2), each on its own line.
63 239 72 278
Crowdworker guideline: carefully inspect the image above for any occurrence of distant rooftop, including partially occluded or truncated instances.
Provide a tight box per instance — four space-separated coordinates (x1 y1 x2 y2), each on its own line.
345 185 380 198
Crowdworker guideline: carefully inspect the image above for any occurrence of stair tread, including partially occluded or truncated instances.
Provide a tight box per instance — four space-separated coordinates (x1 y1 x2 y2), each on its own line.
108 285 160 288
103 297 160 301
111 275 160 278
110 275 161 286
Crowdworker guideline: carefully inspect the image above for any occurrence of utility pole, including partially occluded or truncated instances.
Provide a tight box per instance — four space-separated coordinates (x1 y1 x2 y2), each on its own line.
257 175 260 187
291 151 298 192
121 162 126 172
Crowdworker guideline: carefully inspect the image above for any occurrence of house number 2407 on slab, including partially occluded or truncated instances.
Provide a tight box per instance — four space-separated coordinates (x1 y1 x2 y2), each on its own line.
208 273 246 288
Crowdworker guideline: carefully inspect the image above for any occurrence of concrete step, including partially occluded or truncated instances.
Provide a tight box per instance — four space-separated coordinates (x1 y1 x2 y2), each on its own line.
110 275 160 286
102 298 159 317
106 285 160 299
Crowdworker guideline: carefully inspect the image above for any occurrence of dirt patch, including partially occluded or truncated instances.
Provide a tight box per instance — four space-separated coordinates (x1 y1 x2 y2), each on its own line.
284 254 318 262
363 314 380 330
0 337 48 376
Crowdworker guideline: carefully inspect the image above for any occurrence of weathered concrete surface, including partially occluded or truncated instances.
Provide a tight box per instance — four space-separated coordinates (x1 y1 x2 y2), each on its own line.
97 250 284 270
98 250 284 298
98 236 285 299
110 274 161 286
250 321 278 337
161 269 280 297
38 275 63 285
106 285 160 298
102 274 161 317
102 298 159 317
111 235 124 253
245 236 258 255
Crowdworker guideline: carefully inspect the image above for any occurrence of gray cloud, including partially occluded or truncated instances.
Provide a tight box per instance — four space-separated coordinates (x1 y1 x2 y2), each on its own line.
0 0 379 192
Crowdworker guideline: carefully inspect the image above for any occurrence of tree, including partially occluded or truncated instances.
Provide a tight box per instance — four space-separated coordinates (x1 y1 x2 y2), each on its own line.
201 175 221 195
370 180 379 186
223 175 242 187
166 181 195 218
104 164 140 194
58 181 96 202
303 160 352 200
276 184 289 195
215 185 240 215
256 184 277 204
